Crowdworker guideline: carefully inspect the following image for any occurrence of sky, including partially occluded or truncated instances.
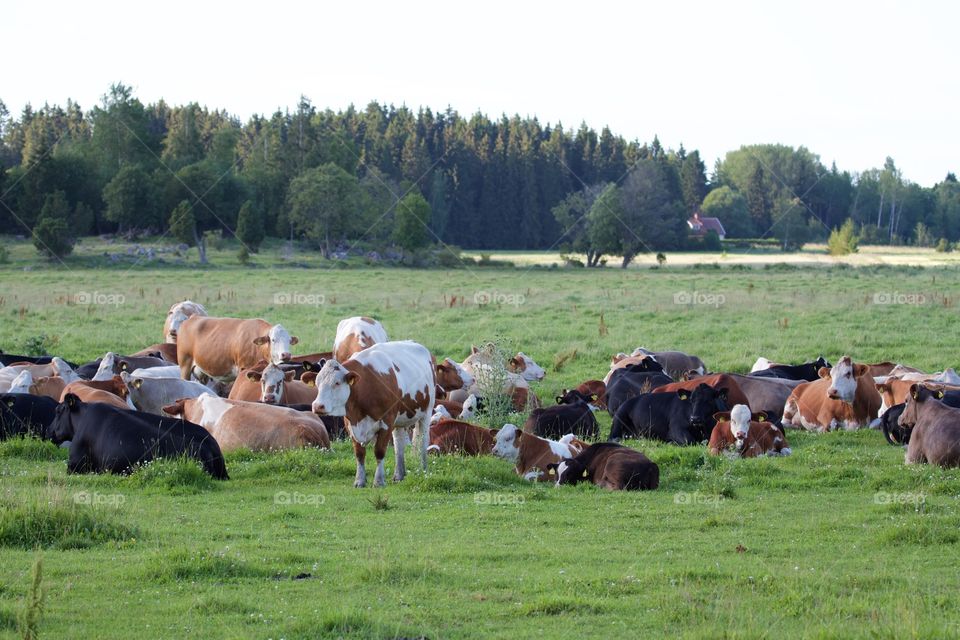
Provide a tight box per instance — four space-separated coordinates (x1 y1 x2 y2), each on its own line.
3 0 956 185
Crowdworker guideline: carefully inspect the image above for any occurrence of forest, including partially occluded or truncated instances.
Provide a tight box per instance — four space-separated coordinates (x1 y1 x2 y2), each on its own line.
1 84 958 264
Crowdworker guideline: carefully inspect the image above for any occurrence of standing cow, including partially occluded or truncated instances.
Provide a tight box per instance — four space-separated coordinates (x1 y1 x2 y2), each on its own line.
164 300 208 343
176 316 299 382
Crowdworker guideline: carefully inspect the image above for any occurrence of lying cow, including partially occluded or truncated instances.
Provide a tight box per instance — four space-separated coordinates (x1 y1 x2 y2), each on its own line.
877 379 960 416
605 361 673 416
312 340 436 487
163 395 330 452
229 363 317 404
709 404 791 457
176 316 299 382
333 316 388 362
781 356 880 431
611 383 728 445
428 419 499 456
491 423 587 481
130 343 179 363
0 358 78 391
523 391 599 440
748 357 830 381
120 372 212 415
546 442 659 490
900 385 960 467
1 393 58 439
653 374 750 411
48 394 228 478
61 377 131 410
26 376 68 400
0 351 77 368
630 348 705 380
574 380 607 410
506 352 546 381
164 300 207 343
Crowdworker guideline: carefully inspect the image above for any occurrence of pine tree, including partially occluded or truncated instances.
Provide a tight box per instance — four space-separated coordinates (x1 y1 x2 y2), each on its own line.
236 200 265 253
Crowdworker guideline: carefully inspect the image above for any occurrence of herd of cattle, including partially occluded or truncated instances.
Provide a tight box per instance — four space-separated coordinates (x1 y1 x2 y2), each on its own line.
2 300 960 492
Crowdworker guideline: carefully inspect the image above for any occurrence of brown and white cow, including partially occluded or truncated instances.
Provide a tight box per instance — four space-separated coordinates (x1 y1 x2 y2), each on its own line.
61 376 131 410
230 363 317 404
451 344 540 411
0 358 78 391
120 371 213 415
312 340 436 487
547 443 660 490
333 316 388 363
899 384 960 467
781 356 881 432
574 380 607 410
491 423 587 481
709 404 791 457
176 316 299 382
163 395 330 452
427 419 499 456
164 300 207 343
506 352 546 381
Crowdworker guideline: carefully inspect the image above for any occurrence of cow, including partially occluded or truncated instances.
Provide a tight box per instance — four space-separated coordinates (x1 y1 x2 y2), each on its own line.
610 383 728 445
491 424 587 481
435 358 471 394
119 372 213 415
506 352 546 381
631 347 706 380
333 316 388 363
781 356 881 432
605 361 673 416
748 357 831 382
279 404 347 440
427 419 499 456
653 375 750 411
604 353 665 385
163 395 330 452
0 351 77 368
574 380 607 410
229 363 317 404
48 394 228 478
311 340 436 487
721 374 803 422
883 388 960 445
61 377 131 410
900 385 960 467
164 300 208 343
546 443 659 490
176 316 299 382
113 354 170 375
1 393 58 440
26 376 68 400
451 344 539 411
0 358 79 390
436 393 483 420
130 343 179 363
523 391 599 440
4 371 34 395
877 379 960 416
708 404 791 457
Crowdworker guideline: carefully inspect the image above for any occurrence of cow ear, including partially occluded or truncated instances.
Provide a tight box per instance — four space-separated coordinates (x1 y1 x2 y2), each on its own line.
245 371 262 382
936 389 945 399
252 336 270 345
817 367 831 379
302 361 314 372
471 345 479 354
876 383 888 393
301 372 317 386
284 370 296 382
555 396 564 404
119 361 129 371
910 384 921 401
547 466 556 476
289 336 299 346
344 372 359 386
716 387 729 400
754 411 768 422
65 393 79 409
853 364 869 377
6 399 14 407
713 411 730 422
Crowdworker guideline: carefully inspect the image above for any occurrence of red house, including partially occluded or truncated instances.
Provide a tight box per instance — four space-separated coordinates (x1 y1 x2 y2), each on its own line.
687 212 726 240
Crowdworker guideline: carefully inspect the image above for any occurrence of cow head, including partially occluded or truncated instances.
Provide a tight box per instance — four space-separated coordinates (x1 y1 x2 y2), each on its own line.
7 370 33 394
48 393 81 444
435 359 466 392
166 309 189 342
253 324 299 365
547 458 590 486
50 357 79 383
460 394 482 420
714 404 753 450
311 360 356 417
687 384 729 440
431 404 453 425
244 363 295 404
899 384 945 429
508 353 546 381
556 389 599 411
822 356 868 403
881 403 910 445
492 423 522 461
814 356 831 370
161 397 189 418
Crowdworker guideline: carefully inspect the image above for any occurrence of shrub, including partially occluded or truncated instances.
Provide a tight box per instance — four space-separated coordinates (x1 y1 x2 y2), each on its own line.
827 219 859 256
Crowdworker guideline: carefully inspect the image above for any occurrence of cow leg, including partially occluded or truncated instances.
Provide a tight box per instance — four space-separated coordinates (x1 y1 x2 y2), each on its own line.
352 439 367 488
780 397 798 427
374 427 391 487
178 355 194 381
67 444 90 474
392 428 407 483
415 410 431 471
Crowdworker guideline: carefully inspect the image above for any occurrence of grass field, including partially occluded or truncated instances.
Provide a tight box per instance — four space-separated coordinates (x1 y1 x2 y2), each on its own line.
1 237 960 638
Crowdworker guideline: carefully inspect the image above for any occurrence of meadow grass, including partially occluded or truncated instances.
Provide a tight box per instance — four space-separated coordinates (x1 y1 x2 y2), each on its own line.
1 248 959 638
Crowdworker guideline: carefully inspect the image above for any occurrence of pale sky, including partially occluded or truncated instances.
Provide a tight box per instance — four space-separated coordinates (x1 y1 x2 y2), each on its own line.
3 0 956 185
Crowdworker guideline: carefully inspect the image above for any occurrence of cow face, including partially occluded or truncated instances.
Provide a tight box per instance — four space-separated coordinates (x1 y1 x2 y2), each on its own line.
899 384 945 429
727 404 752 448
823 356 867 403
687 384 728 439
7 371 33 394
311 360 356 417
509 353 546 381
550 458 589 486
166 309 189 342
492 424 522 461
48 394 81 443
460 394 482 419
246 364 295 404
253 324 299 365
556 389 599 411
436 359 466 392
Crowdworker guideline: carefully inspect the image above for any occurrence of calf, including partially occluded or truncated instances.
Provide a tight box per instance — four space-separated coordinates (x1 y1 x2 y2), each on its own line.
491 424 587 481
120 372 213 415
164 395 330 452
708 404 790 457
428 419 499 455
1 393 58 439
781 356 880 431
546 442 659 490
176 316 299 382
312 340 435 487
230 363 317 404
900 385 960 467
333 316 388 362
61 377 131 410
164 300 208 343
523 391 599 440
748 357 830 381
48 394 228 478
611 384 728 445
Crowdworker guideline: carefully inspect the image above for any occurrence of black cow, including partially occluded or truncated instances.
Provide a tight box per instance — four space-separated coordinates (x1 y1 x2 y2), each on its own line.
610 383 728 444
0 351 78 368
75 359 103 380
749 357 831 382
47 394 229 478
882 392 960 446
281 359 326 381
545 442 659 490
523 391 599 440
1 393 59 439
605 362 673 416
280 403 346 440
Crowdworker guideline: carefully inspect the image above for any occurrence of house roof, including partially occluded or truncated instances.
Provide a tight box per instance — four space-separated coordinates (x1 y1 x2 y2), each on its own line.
687 212 726 237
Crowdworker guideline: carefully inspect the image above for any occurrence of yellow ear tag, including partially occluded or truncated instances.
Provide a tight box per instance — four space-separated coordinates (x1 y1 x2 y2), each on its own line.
6 400 13 407
937 391 945 399
679 393 688 400
347 376 355 386
548 468 555 475
121 363 128 370
582 470 589 478
591 394 598 401
758 416 765 422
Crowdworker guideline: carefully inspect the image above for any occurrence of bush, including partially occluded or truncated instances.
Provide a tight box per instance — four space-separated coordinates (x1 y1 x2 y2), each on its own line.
32 217 74 259
935 238 952 253
827 219 859 256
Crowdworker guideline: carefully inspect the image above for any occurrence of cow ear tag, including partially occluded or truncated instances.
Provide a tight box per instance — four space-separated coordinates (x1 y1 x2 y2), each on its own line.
679 393 688 400
937 390 945 399
347 376 355 386
582 470 589 478
758 415 765 422
591 394 598 401
548 468 555 476
5 400 13 407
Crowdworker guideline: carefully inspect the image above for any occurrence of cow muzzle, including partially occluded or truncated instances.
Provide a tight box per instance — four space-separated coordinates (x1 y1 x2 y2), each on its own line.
312 403 327 415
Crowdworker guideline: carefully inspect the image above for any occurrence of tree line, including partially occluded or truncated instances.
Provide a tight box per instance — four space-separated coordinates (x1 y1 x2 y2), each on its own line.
1 84 957 263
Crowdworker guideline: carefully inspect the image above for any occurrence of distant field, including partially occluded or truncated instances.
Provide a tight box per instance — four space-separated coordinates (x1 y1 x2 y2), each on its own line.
1 240 960 638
